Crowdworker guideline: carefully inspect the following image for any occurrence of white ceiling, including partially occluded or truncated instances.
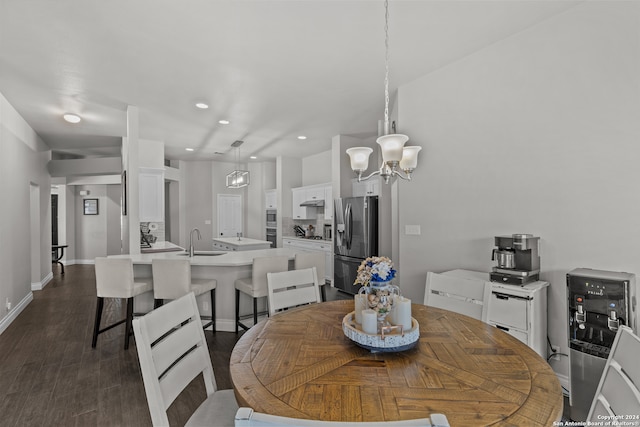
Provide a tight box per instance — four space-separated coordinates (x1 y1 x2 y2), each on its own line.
0 0 580 163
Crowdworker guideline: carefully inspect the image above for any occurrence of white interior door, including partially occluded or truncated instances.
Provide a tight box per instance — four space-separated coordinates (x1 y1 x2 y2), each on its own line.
217 194 242 237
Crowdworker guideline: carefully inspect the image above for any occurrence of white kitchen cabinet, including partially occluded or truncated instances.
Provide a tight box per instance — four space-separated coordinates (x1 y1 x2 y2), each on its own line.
265 189 277 209
352 177 380 197
324 185 333 220
283 237 333 284
487 281 549 358
139 168 164 222
439 269 549 358
292 188 313 220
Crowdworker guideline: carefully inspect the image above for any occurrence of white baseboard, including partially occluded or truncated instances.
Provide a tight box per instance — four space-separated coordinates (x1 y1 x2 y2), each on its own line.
74 259 95 265
214 319 236 332
31 272 53 291
0 292 34 335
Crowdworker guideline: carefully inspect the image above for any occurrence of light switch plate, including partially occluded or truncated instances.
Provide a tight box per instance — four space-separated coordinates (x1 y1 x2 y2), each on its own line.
205 220 212 225
405 225 421 235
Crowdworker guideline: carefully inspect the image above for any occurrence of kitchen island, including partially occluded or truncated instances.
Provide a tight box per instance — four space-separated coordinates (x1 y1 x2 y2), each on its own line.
109 247 299 332
212 237 272 251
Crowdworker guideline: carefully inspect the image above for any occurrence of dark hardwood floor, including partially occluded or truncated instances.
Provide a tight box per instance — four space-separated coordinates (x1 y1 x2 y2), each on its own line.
0 264 241 427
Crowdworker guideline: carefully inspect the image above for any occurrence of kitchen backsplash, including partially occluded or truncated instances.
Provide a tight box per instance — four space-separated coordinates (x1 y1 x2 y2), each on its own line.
284 212 331 239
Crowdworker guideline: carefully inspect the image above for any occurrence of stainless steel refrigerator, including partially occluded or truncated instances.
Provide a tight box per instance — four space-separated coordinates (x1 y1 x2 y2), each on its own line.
333 196 378 294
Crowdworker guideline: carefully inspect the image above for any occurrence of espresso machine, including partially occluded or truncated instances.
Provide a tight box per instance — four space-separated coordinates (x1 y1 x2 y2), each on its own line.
567 268 637 421
490 234 540 285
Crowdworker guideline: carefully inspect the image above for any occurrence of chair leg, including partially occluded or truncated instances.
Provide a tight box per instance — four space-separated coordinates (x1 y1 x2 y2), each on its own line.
211 289 216 333
235 289 240 333
320 285 327 302
154 298 164 309
253 297 258 325
91 297 104 348
124 297 134 350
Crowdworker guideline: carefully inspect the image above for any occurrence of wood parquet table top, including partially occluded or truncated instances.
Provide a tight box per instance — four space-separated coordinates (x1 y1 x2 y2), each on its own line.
230 300 563 426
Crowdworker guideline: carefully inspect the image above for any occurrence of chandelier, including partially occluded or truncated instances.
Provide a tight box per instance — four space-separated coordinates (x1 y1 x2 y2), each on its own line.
346 0 421 184
226 140 250 188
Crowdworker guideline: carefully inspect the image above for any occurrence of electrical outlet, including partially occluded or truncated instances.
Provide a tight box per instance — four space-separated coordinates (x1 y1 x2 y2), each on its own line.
5 298 11 311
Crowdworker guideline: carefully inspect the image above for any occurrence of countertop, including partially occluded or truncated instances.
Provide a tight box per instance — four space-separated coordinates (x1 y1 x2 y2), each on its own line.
212 237 272 246
283 236 332 243
140 241 184 253
110 247 298 267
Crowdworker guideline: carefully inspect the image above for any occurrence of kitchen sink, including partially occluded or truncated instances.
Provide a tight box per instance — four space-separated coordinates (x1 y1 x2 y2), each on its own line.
177 251 226 257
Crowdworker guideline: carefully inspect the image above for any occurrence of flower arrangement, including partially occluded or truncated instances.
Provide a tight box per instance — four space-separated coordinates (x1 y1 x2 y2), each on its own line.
354 256 396 287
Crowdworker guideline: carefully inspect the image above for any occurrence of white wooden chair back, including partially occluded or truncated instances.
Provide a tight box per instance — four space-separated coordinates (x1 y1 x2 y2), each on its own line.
133 292 217 426
266 267 321 316
587 325 640 421
235 407 450 427
424 271 491 322
152 258 192 300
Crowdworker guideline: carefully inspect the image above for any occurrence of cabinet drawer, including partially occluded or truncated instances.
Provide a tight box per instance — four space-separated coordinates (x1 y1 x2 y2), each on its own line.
488 292 528 330
490 322 529 346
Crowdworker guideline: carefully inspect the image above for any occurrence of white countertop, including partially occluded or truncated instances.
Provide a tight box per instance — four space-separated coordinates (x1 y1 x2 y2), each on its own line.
110 247 298 266
283 236 332 243
212 237 272 247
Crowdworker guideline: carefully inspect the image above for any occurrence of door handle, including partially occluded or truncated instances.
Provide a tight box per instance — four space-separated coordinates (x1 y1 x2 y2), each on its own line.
345 203 352 250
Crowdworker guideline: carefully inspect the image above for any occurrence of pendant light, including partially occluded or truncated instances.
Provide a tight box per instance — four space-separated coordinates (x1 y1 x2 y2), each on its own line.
226 140 250 188
346 0 421 184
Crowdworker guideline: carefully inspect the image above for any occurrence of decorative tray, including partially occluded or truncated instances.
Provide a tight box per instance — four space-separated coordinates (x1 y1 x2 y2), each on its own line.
342 311 420 353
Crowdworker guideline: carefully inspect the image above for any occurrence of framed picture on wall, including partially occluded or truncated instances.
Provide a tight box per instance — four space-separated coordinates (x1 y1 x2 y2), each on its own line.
84 198 99 215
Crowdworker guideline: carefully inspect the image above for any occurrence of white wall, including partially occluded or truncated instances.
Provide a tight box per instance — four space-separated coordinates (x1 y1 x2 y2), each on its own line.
0 92 51 332
396 1 640 381
74 185 122 262
302 150 331 186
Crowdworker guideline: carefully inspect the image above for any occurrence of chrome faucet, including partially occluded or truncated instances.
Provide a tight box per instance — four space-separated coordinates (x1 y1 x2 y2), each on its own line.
189 228 201 257
237 232 242 241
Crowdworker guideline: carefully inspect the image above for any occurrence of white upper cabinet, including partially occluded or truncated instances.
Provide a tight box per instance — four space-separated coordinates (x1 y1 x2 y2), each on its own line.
352 177 380 197
292 187 312 219
139 168 164 222
265 189 277 209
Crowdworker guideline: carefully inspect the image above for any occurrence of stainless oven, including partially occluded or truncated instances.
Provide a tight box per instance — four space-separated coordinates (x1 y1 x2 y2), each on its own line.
266 228 277 248
266 209 276 228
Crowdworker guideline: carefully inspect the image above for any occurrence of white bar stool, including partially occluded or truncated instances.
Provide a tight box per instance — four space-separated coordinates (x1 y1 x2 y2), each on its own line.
151 258 217 331
92 257 153 350
294 252 327 302
234 256 289 333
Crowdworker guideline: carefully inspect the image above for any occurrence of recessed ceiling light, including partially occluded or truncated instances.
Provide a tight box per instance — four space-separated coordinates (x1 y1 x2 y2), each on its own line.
218 119 230 125
63 113 81 124
297 135 307 140
250 156 257 159
195 102 209 109
185 148 194 152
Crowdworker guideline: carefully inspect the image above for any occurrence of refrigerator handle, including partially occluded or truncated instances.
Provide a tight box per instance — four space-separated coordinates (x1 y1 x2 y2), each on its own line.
363 198 368 256
345 203 352 250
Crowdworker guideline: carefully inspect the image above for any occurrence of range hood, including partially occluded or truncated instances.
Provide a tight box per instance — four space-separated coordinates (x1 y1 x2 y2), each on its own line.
300 199 325 207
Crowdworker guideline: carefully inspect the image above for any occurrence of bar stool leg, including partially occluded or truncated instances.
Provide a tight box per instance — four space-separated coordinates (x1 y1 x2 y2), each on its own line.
253 298 258 326
124 297 134 350
210 289 216 333
92 297 104 348
235 289 240 333
154 299 164 309
320 285 326 302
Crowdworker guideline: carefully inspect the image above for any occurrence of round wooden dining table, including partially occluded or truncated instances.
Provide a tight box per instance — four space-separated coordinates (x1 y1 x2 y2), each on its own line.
230 299 563 426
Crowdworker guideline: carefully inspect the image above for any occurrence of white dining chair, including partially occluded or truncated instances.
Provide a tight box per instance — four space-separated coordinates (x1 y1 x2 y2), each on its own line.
151 258 217 331
234 407 450 427
92 257 153 350
424 271 491 322
294 252 327 301
587 325 640 422
234 256 289 332
133 292 238 427
266 267 321 317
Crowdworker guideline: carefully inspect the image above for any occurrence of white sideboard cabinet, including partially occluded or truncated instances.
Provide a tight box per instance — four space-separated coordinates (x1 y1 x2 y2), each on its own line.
439 269 549 358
